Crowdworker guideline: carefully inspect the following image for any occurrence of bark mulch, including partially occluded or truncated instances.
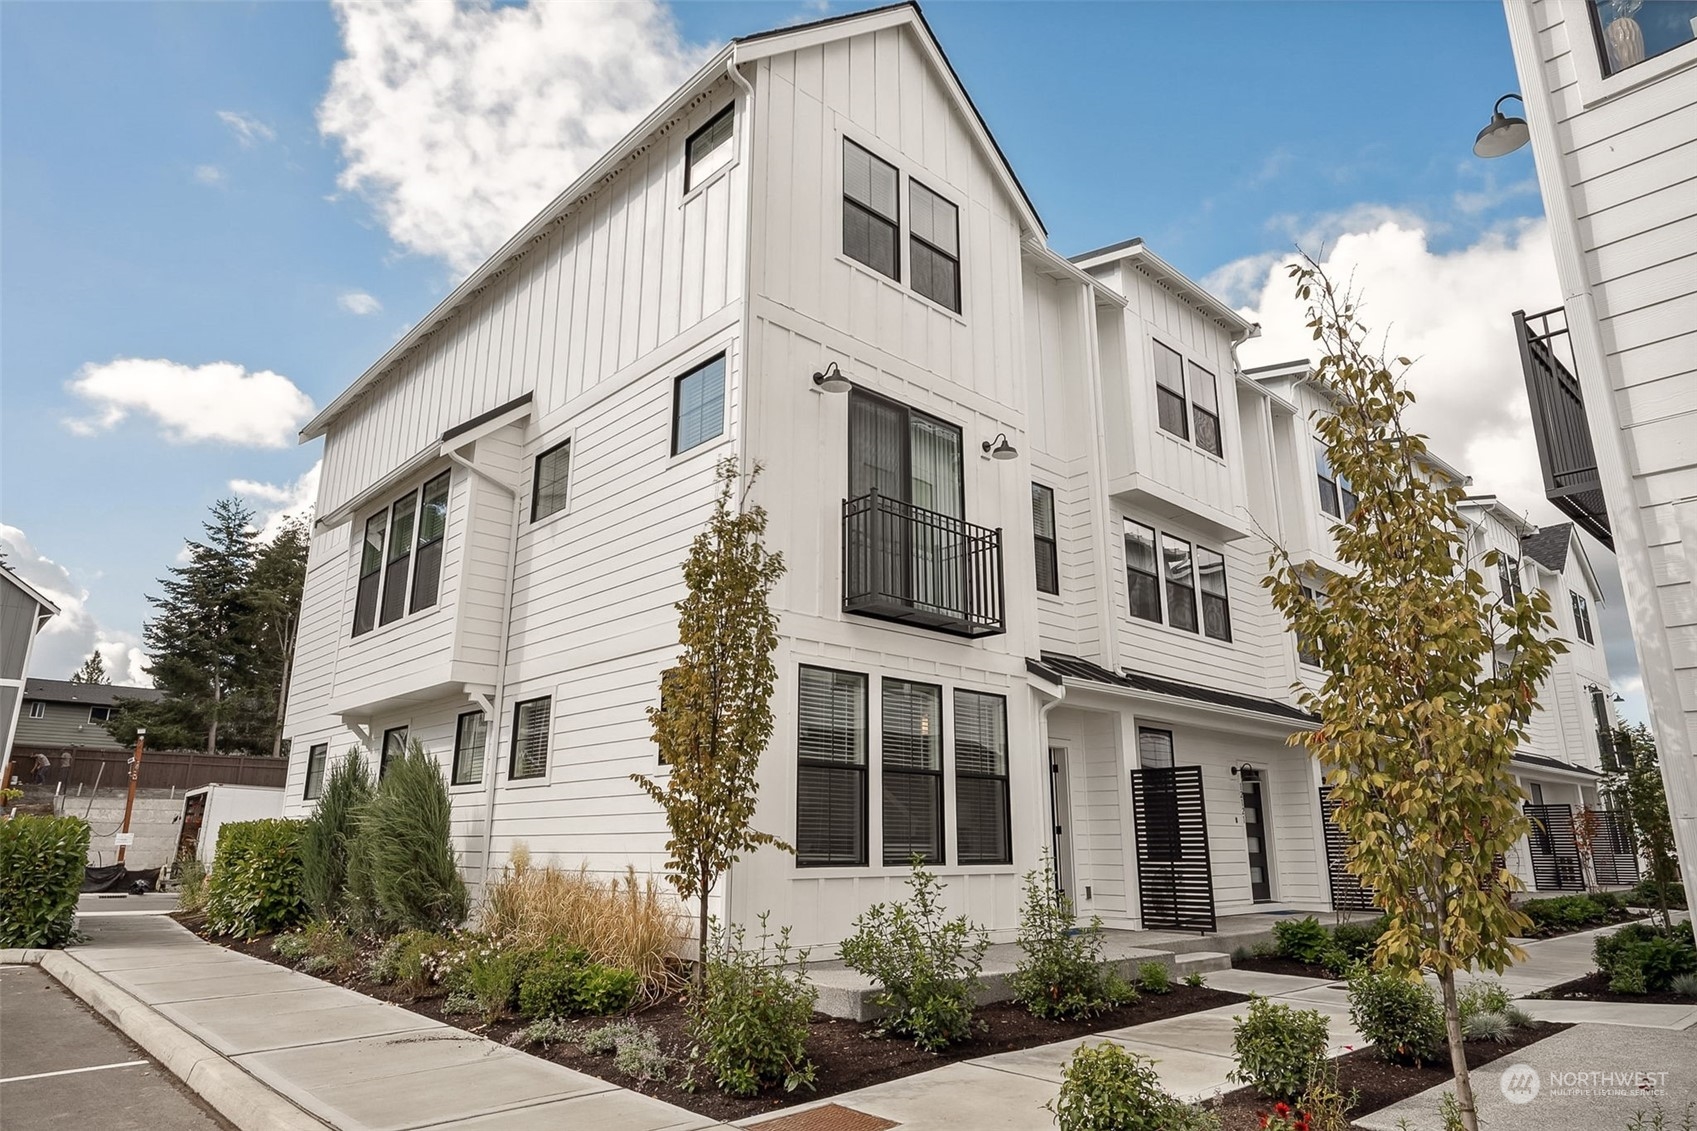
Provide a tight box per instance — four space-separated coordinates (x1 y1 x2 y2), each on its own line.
1518 909 1645 940
1206 1022 1571 1131
1230 954 1341 981
174 913 1248 1123
1532 970 1697 1005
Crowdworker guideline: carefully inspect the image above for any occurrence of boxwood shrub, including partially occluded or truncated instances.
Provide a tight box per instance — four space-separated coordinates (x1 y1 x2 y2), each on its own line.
0 815 91 948
205 818 309 939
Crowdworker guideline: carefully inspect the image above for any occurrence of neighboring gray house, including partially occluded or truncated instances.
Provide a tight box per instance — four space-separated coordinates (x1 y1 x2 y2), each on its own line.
1 563 58 773
13 678 164 762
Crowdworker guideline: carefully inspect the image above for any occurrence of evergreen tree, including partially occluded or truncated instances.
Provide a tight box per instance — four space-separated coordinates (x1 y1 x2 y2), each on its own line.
69 651 109 684
1605 723 1680 928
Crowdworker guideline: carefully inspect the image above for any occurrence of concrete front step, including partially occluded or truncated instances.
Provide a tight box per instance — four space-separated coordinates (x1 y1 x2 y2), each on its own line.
1173 950 1233 976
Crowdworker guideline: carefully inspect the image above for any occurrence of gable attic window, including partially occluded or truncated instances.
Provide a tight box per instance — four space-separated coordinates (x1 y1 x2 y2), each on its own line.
684 104 734 192
1153 341 1189 441
909 180 961 312
410 472 450 613
379 491 416 626
532 439 571 522
353 510 386 637
673 354 726 455
1189 362 1222 457
843 140 900 281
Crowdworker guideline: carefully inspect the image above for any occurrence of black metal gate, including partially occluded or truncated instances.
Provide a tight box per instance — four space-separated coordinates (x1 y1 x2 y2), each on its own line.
1525 803 1585 891
1319 787 1378 912
1131 766 1215 933
1590 810 1641 886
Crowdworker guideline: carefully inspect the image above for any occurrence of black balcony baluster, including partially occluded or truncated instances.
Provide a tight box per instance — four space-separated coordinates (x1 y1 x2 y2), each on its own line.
842 492 1004 637
1516 307 1612 549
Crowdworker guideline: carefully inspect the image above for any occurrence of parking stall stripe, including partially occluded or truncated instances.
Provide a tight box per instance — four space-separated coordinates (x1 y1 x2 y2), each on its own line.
1 1059 150 1085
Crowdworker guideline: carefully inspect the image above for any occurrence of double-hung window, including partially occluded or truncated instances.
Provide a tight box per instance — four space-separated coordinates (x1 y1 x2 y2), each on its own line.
380 492 416 626
380 725 408 778
672 354 726 455
1196 546 1231 642
796 666 868 867
1032 483 1059 595
27 701 44 720
453 711 487 786
353 510 386 637
955 690 1010 865
1572 592 1595 645
1123 520 1161 623
509 697 551 781
843 140 899 280
909 181 960 312
1316 441 1340 518
1498 558 1523 604
882 679 943 866
1153 342 1189 440
303 743 328 800
532 440 571 522
684 105 733 192
410 473 450 613
1296 584 1323 667
1189 363 1222 457
1162 534 1199 633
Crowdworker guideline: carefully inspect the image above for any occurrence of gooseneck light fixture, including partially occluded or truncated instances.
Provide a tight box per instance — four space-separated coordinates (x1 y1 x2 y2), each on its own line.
812 361 852 393
982 433 1018 461
1474 93 1530 158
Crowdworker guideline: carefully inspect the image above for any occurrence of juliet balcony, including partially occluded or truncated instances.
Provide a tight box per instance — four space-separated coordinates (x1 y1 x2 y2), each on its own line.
1515 306 1612 550
841 491 1005 638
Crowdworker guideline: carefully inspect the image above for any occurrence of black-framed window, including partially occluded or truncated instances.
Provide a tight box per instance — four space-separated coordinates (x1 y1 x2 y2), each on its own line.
353 510 386 637
882 679 943 866
909 180 960 312
1032 483 1059 595
843 139 899 280
509 697 551 781
1189 362 1222 457
1138 727 1174 769
380 492 416 626
1296 584 1323 667
451 711 487 786
1589 0 1697 76
532 439 571 522
410 472 450 613
672 353 726 456
1499 557 1524 604
1316 441 1341 518
1162 534 1198 633
1124 520 1161 623
1572 592 1595 645
848 388 966 517
684 104 734 192
1153 341 1188 440
955 689 1010 865
1196 546 1231 642
796 665 867 867
380 726 408 778
303 743 328 800
1592 688 1616 768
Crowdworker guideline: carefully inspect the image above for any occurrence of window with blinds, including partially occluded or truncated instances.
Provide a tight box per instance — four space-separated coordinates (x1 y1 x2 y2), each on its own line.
380 492 416 626
1137 727 1175 769
672 354 726 455
1154 342 1188 440
353 510 385 637
909 180 960 312
882 679 943 866
843 140 899 280
303 743 328 800
532 440 570 522
1162 534 1198 633
1124 520 1160 622
796 666 867 867
509 698 551 781
380 726 409 778
684 104 733 192
1196 546 1231 642
1189 362 1222 457
955 690 1009 865
1032 483 1059 595
452 711 487 786
410 472 450 613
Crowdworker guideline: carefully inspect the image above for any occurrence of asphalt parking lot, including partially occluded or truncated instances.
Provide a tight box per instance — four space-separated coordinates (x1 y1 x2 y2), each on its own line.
0 964 232 1130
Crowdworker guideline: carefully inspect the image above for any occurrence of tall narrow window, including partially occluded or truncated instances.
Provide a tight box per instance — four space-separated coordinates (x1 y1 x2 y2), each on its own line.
380 492 416 626
27 701 44 720
1153 342 1188 440
1296 584 1323 667
955 690 1010 865
1189 362 1222 457
303 743 328 800
1338 470 1358 518
410 472 450 613
1196 546 1231 642
672 354 726 455
1123 520 1161 623
509 697 551 781
1032 483 1059 595
1316 441 1340 518
1162 534 1198 633
796 666 867 867
1572 592 1594 645
843 140 899 280
380 725 408 778
684 104 733 192
1137 727 1181 861
353 510 386 637
452 711 487 786
882 679 943 866
532 440 571 522
909 180 960 312
1498 558 1524 604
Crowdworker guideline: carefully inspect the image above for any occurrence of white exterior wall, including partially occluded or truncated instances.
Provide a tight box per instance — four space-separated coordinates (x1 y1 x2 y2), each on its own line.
1504 0 1697 897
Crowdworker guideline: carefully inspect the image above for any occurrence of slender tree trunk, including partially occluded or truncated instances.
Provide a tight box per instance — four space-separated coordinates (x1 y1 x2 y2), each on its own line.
1437 968 1478 1131
696 854 712 996
272 631 293 760
208 675 220 757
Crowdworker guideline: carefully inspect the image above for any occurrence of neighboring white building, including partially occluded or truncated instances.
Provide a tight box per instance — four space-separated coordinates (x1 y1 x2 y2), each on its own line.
282 3 1628 947
1500 0 1697 898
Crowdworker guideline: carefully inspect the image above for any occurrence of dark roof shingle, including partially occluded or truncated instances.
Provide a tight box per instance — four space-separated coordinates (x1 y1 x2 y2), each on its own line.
23 679 164 707
1521 524 1573 573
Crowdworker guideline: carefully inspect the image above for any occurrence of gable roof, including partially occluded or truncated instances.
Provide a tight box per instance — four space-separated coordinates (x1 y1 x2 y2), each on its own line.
1521 522 1573 573
24 679 164 708
1070 240 1257 341
0 562 60 618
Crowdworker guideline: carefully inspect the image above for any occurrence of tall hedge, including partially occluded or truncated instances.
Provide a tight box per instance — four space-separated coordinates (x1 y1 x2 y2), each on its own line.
301 752 372 919
0 815 91 948
357 740 467 932
205 818 309 938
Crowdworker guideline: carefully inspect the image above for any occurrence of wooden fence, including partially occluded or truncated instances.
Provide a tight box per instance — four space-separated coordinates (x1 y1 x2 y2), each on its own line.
9 746 288 793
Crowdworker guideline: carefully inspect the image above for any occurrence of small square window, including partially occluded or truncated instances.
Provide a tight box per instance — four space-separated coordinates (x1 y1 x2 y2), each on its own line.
532 440 571 522
672 354 726 455
684 105 734 192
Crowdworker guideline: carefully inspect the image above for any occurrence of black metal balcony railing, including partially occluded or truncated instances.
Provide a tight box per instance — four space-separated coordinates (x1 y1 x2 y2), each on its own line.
842 491 1005 638
1515 307 1613 549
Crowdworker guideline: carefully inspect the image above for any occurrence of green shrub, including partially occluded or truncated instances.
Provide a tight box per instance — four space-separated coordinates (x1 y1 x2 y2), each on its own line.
463 946 525 1024
205 819 309 939
301 752 371 920
1522 894 1611 934
1462 1010 1512 1042
1457 979 1512 1024
1137 961 1171 995
1346 965 1445 1065
0 815 90 948
1229 996 1330 1101
1047 1042 1221 1131
1273 917 1331 964
273 917 357 975
1625 880 1687 910
1595 922 1697 993
1009 860 1133 1019
690 914 816 1097
442 989 479 1016
612 1026 673 1083
356 741 467 933
578 1019 631 1054
1185 971 1207 988
370 929 454 998
1670 973 1697 999
517 944 637 1018
173 853 209 914
1330 918 1386 963
839 860 988 1051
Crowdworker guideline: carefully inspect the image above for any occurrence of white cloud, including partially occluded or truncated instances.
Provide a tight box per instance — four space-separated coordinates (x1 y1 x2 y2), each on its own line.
318 0 709 272
231 460 321 542
65 357 315 449
1 524 150 686
194 164 226 186
217 110 276 148
338 290 382 316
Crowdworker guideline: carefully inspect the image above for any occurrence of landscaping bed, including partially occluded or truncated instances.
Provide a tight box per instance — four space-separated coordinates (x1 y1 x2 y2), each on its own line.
177 911 1247 1122
1532 971 1697 1005
1229 954 1340 981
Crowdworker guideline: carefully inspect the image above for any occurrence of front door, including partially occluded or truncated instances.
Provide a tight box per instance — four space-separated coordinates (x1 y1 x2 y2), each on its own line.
1241 768 1272 902
1048 746 1076 905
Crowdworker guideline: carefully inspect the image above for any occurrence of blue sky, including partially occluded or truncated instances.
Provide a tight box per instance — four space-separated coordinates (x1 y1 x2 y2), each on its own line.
1 1 1642 721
